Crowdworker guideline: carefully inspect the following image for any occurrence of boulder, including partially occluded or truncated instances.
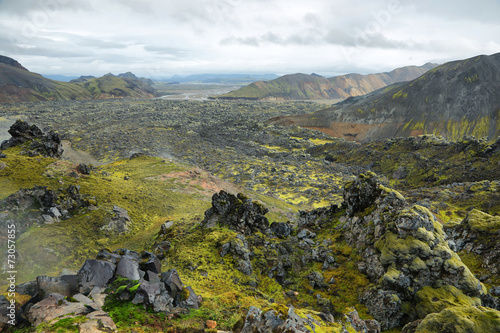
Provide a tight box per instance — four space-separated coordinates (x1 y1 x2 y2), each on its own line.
139 251 161 274
270 221 293 238
115 256 141 281
100 206 132 235
161 268 184 302
77 260 116 294
26 293 88 327
360 289 402 331
201 191 270 235
412 306 500 333
343 173 381 217
36 275 78 298
220 235 253 275
178 286 200 310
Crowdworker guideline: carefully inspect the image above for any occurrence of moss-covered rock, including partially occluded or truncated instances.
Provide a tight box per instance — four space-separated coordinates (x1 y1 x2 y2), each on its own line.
414 306 500 333
343 174 486 329
415 285 482 318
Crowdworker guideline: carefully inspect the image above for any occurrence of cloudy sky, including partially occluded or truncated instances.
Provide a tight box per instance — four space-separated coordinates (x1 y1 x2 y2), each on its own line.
0 0 499 78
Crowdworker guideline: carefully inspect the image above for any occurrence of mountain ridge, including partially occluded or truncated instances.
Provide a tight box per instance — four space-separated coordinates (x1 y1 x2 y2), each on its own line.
215 63 438 101
0 56 158 102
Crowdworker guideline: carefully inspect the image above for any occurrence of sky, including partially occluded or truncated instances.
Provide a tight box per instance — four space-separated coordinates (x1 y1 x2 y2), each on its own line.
0 0 499 78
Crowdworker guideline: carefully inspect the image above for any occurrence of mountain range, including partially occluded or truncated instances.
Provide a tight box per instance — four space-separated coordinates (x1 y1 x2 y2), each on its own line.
215 63 437 100
0 56 157 102
268 53 500 142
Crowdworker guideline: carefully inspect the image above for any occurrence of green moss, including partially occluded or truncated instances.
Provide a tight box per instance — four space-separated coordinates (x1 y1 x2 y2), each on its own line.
415 285 481 319
379 184 405 201
415 306 500 333
392 90 408 99
464 209 500 232
375 232 432 266
410 257 427 272
36 316 88 333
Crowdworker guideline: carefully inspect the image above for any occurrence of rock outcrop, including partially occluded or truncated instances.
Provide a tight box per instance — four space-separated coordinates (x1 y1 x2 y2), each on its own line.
0 185 94 246
0 120 63 158
201 191 270 235
236 305 318 333
340 173 488 329
445 209 500 310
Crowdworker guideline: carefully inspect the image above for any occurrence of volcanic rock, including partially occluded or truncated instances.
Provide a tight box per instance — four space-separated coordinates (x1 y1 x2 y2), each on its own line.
201 191 270 235
0 120 63 158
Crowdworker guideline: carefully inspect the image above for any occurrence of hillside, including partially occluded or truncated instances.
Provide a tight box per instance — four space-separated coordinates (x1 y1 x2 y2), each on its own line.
268 53 500 142
215 63 436 101
75 73 157 99
0 56 92 102
0 56 157 102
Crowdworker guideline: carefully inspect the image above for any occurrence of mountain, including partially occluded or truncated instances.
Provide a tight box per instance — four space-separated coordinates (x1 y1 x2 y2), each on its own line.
215 73 341 100
75 73 157 99
166 73 279 84
42 74 80 82
0 56 158 102
0 56 92 102
268 53 500 142
215 63 437 101
327 62 437 98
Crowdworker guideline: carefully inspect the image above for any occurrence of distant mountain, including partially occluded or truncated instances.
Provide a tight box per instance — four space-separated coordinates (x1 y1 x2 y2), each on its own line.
215 63 438 101
328 63 437 98
42 74 80 82
268 53 500 142
166 73 279 85
0 56 158 102
70 75 96 83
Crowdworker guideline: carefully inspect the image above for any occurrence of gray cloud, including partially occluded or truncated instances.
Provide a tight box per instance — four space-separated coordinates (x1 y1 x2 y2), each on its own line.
0 0 498 76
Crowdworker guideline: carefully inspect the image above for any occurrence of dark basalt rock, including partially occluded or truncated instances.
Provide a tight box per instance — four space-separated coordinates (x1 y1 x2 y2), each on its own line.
76 163 94 175
237 305 312 333
36 275 78 298
270 221 293 238
139 251 162 274
115 256 141 281
161 268 184 302
201 190 270 235
0 120 63 158
220 234 253 275
77 259 116 294
100 205 132 235
343 172 381 217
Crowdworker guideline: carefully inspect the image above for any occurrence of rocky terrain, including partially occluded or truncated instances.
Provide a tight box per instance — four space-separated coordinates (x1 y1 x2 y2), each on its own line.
269 53 500 142
215 63 436 101
0 56 158 102
0 124 499 332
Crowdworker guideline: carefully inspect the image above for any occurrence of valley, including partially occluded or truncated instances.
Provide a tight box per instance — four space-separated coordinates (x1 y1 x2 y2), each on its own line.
0 97 499 332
